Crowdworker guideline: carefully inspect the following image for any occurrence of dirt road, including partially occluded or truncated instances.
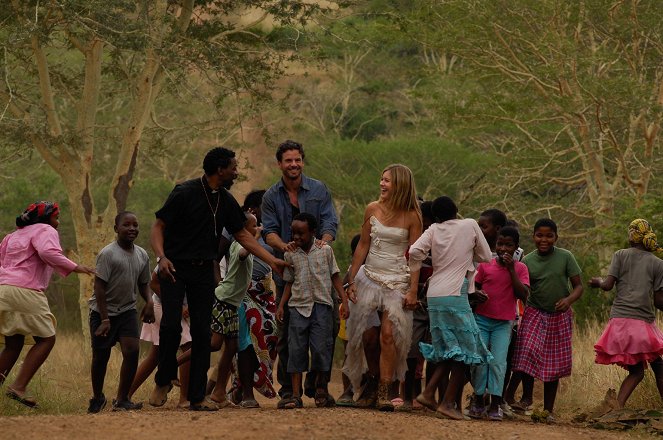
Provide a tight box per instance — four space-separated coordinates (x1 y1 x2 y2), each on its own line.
1 405 640 440
0 394 642 440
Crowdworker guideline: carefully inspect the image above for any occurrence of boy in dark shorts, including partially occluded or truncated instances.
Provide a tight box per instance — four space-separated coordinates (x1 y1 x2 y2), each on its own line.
276 213 349 408
88 211 155 413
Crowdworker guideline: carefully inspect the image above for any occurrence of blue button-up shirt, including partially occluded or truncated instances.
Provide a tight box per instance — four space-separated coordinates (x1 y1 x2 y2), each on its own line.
262 174 338 286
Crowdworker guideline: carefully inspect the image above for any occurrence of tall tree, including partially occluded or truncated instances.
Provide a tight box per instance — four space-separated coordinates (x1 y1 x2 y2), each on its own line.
411 0 663 259
0 0 333 332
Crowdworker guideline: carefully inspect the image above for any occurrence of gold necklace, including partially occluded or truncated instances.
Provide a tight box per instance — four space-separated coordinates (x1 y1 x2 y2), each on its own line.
201 176 220 238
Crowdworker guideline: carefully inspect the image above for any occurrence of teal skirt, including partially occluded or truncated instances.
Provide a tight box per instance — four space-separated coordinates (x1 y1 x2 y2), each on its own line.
419 293 494 365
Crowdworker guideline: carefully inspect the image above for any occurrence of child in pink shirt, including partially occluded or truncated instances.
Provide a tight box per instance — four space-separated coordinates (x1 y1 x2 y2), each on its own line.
469 226 529 421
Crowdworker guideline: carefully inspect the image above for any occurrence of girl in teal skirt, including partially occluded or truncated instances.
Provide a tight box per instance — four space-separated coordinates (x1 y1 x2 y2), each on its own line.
408 196 493 420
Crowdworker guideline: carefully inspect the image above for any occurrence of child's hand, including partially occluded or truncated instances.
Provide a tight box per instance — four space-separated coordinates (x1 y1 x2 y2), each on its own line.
276 307 284 323
555 297 572 312
95 320 110 337
589 277 602 288
340 300 349 320
500 253 515 270
141 302 156 324
470 290 489 304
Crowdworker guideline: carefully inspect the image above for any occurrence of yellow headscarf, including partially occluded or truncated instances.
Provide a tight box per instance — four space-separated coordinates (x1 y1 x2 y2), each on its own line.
628 219 663 252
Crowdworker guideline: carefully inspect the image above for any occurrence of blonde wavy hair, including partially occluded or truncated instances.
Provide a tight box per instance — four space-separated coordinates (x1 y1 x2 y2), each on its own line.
379 164 422 222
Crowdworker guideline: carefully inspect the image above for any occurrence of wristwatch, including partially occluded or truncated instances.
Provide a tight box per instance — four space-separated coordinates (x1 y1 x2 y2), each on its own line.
156 256 164 264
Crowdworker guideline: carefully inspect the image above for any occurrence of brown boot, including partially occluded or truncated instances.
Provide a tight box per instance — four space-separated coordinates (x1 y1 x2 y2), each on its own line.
376 380 394 412
355 375 378 408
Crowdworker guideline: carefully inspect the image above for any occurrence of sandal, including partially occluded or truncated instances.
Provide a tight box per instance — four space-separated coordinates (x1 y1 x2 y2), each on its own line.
487 407 503 421
468 404 486 419
6 388 38 409
149 383 173 407
112 399 143 411
88 394 107 414
238 398 260 408
209 397 235 409
280 396 303 409
510 400 533 415
314 390 328 408
336 393 355 407
189 400 219 411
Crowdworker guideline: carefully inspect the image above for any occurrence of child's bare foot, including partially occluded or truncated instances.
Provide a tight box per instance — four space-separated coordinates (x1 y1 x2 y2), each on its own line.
177 400 190 409
415 393 437 411
436 403 464 420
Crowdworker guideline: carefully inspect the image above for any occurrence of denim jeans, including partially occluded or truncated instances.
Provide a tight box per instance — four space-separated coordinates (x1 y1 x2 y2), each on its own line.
471 314 513 396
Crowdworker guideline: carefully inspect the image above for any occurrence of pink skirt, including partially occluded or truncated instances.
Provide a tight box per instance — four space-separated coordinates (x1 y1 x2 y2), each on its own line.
595 317 663 368
139 301 192 346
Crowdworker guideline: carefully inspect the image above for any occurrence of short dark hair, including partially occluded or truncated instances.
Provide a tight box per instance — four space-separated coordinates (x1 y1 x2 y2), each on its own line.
420 201 434 222
505 219 520 229
115 211 136 226
480 209 507 228
242 189 265 210
498 226 520 245
350 233 361 255
293 212 317 232
533 218 558 234
203 147 236 175
432 196 457 223
276 140 304 162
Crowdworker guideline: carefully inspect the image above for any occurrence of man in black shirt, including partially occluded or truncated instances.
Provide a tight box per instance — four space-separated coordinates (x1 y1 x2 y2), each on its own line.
149 147 286 411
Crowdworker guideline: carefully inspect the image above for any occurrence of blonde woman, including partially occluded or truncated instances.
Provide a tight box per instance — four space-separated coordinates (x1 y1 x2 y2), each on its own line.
343 164 422 411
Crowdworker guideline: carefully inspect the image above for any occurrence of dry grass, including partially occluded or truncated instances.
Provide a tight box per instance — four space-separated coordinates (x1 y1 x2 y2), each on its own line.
557 318 663 415
1 318 663 416
0 334 138 415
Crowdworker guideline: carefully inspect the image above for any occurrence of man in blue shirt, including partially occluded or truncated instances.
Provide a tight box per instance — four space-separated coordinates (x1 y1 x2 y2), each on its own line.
262 140 338 407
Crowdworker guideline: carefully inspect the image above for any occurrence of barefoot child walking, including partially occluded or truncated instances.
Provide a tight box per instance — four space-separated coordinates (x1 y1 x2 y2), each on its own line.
127 268 192 408
409 196 493 420
276 213 350 409
590 219 663 408
511 218 583 420
88 211 155 412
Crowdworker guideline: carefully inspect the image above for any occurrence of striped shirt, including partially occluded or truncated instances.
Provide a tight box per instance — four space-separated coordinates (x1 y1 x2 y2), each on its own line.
283 243 340 317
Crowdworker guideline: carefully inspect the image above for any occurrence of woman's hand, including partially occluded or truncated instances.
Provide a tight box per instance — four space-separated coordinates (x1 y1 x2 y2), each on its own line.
345 283 357 303
74 265 96 275
403 289 418 310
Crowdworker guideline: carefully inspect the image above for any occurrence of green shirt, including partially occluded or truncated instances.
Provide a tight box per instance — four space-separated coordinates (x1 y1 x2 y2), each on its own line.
215 240 253 307
523 247 581 313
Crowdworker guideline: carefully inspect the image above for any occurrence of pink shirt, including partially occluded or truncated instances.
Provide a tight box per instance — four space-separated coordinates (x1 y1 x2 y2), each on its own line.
0 224 77 292
474 258 530 321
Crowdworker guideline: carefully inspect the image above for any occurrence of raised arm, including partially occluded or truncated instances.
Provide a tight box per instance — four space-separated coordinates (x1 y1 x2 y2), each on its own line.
234 228 288 277
589 275 617 291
